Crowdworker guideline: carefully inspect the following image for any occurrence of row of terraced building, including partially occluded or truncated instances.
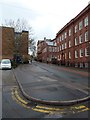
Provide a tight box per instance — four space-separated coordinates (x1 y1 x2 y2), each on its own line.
37 4 90 68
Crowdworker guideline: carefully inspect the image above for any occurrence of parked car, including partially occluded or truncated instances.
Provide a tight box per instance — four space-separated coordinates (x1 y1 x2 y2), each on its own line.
0 59 12 70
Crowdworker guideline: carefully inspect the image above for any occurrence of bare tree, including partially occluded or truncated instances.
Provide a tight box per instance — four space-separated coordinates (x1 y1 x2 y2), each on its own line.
3 18 36 56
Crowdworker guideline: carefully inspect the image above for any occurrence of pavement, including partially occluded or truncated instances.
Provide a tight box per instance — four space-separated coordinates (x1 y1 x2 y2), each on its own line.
13 62 90 106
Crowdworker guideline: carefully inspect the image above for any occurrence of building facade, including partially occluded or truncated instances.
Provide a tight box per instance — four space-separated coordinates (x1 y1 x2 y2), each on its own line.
1 26 14 59
56 4 90 68
37 4 90 68
37 37 57 63
0 26 29 61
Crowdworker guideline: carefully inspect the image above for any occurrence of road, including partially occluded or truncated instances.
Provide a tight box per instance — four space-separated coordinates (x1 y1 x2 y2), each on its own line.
2 61 90 118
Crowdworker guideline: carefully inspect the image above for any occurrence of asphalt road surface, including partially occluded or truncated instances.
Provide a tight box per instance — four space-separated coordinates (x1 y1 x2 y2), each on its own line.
2 61 90 118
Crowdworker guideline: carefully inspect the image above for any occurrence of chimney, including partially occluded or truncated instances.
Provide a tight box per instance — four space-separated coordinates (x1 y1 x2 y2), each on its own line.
44 37 46 41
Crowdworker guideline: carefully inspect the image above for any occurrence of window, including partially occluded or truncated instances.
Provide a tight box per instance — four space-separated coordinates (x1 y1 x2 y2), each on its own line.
75 37 78 45
57 38 59 43
64 32 67 39
62 34 64 40
75 25 78 33
57 47 59 52
79 21 83 30
60 36 61 41
80 49 84 57
85 31 88 42
62 44 64 50
53 47 55 52
69 52 71 59
65 53 66 59
49 47 52 52
69 40 71 47
60 54 61 60
69 29 71 36
60 46 61 51
75 50 78 58
84 16 88 27
65 42 67 49
55 47 57 52
85 47 89 56
79 35 83 44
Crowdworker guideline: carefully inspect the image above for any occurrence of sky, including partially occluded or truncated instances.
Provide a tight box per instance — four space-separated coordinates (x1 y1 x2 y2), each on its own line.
0 0 89 42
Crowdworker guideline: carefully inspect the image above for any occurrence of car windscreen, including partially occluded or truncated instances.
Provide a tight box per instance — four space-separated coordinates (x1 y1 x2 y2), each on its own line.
1 60 10 64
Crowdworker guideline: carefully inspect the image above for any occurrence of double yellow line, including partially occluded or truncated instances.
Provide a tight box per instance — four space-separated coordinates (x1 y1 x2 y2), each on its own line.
11 86 90 115
11 87 30 109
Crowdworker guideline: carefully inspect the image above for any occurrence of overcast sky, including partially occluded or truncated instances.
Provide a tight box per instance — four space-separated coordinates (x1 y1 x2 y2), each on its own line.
0 0 89 41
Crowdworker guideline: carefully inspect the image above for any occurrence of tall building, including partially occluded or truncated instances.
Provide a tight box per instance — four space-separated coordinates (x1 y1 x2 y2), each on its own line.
1 26 14 59
37 4 90 68
0 26 29 61
56 4 90 68
14 31 29 61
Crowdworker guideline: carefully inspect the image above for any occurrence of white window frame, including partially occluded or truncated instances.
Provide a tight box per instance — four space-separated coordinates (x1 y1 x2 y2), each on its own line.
79 21 83 30
79 35 83 44
75 25 78 33
69 29 71 36
60 46 61 51
75 37 78 46
84 16 88 27
65 53 66 59
60 54 61 60
53 47 55 52
75 50 78 58
57 47 59 52
55 47 57 52
60 36 61 41
80 49 84 57
64 32 67 39
85 47 89 57
69 52 71 59
85 31 88 42
62 44 64 50
62 34 64 40
69 40 71 47
65 42 67 49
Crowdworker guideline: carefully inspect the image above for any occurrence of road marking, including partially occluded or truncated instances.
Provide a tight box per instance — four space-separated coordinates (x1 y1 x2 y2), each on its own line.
32 108 52 113
39 76 57 82
14 89 28 105
74 105 86 109
11 86 90 116
11 87 30 109
36 105 64 111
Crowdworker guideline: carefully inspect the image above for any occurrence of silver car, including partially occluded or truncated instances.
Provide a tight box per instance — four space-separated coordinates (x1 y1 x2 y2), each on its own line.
0 59 12 70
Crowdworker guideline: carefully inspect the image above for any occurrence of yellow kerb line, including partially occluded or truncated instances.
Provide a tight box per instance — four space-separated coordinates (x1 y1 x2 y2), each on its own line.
74 105 86 109
14 88 28 105
32 108 52 113
36 105 64 111
11 88 30 109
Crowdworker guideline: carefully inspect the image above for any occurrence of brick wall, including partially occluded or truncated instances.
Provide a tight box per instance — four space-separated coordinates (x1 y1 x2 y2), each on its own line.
2 27 14 59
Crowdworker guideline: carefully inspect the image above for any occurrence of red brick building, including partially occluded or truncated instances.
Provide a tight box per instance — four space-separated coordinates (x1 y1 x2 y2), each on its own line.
0 26 14 59
56 4 90 68
37 37 57 63
37 4 90 68
0 26 29 61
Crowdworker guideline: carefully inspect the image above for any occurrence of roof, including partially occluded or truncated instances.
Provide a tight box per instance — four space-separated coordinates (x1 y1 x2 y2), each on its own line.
56 4 90 36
